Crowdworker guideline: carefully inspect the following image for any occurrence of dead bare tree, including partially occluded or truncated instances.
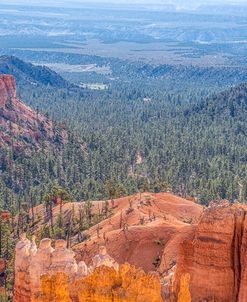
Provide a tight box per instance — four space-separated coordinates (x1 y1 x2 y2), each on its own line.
96 224 100 238
119 210 123 229
66 212 72 248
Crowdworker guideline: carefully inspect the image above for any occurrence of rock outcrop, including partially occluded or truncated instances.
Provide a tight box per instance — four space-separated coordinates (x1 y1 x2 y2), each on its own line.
34 264 162 302
91 245 119 271
30 238 54 300
15 199 247 301
14 236 163 302
177 273 191 302
14 233 32 302
0 74 67 149
0 74 16 108
173 202 247 302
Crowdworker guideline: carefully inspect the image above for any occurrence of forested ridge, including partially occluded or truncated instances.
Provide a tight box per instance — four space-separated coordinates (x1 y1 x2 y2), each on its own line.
0 55 72 88
1 57 247 213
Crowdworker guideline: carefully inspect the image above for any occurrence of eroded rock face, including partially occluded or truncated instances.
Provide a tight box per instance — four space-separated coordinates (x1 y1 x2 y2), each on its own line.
50 240 77 278
91 245 119 272
15 238 78 301
0 74 16 108
30 238 54 299
35 264 162 302
39 273 72 302
14 202 247 302
74 193 203 274
77 261 88 277
14 237 163 302
173 203 247 302
13 233 31 302
0 74 68 148
177 274 191 302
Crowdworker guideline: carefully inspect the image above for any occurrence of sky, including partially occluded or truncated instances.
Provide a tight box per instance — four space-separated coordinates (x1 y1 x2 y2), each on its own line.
1 0 247 10
1 0 247 4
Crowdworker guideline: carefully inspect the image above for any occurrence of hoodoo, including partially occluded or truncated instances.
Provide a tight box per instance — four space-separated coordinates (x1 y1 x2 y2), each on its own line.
13 236 163 302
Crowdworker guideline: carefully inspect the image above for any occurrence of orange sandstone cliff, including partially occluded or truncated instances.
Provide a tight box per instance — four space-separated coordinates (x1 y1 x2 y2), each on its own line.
38 264 162 302
173 201 247 302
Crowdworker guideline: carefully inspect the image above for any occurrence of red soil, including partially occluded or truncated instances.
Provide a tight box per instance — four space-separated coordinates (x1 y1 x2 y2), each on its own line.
73 192 203 272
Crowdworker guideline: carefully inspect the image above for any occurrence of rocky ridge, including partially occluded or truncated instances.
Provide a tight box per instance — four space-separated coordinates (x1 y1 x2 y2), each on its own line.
0 74 16 108
25 192 202 274
73 192 203 273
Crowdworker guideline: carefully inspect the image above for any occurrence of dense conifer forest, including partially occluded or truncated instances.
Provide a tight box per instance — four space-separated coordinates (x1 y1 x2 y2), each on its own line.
1 56 247 211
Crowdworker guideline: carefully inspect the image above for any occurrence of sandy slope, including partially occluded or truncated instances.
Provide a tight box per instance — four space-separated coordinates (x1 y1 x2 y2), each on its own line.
73 192 203 272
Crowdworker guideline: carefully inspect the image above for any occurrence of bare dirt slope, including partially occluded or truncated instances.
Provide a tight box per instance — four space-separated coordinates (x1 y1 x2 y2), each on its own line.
73 192 203 272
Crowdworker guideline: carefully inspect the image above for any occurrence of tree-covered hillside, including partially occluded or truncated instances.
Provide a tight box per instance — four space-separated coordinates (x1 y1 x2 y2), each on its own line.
0 55 72 88
1 64 247 209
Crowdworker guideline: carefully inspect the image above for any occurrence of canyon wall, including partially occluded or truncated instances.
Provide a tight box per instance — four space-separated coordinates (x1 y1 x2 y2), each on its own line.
13 235 162 302
0 74 67 148
0 74 16 108
173 201 247 302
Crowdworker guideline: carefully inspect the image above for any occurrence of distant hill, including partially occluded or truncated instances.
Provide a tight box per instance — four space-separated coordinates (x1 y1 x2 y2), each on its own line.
0 55 72 88
136 64 247 87
188 82 247 119
166 81 247 202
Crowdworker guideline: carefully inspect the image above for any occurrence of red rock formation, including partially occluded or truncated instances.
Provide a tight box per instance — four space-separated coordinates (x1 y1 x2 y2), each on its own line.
17 199 247 301
0 74 16 108
13 237 162 302
173 202 247 302
30 265 162 302
0 74 67 149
